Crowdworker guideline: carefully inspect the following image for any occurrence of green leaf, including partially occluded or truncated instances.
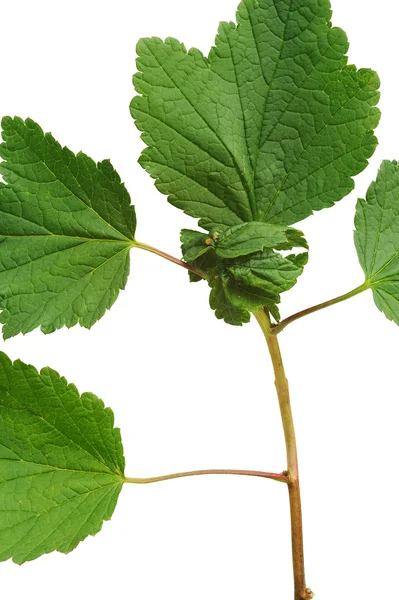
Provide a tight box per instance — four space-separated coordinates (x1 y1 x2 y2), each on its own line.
355 160 399 325
0 117 136 339
131 0 380 230
227 250 308 307
180 229 213 262
180 228 221 282
209 249 307 325
188 251 221 284
275 227 309 251
0 352 125 564
209 276 251 326
214 222 287 259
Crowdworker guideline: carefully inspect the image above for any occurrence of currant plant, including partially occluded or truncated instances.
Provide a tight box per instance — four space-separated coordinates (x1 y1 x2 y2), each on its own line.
1 0 397 598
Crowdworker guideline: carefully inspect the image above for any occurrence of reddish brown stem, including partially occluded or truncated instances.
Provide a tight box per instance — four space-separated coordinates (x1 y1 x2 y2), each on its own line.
125 469 289 485
133 240 208 280
270 282 368 335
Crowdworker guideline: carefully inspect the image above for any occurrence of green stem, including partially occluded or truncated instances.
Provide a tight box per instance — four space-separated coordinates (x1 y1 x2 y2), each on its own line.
133 240 208 280
271 282 369 335
254 308 314 600
124 469 289 485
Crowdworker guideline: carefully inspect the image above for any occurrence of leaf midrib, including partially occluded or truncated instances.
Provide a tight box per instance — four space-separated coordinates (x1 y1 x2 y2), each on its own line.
1 233 134 243
0 392 117 476
0 480 121 562
145 40 256 221
0 456 124 482
248 0 294 199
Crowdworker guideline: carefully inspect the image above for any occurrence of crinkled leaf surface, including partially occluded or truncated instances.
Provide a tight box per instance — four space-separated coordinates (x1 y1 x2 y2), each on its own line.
181 222 291 262
132 0 380 230
275 227 308 251
215 222 287 259
209 249 307 325
181 223 307 324
228 250 308 299
180 229 212 262
0 117 136 339
0 352 124 564
210 277 251 326
355 160 399 325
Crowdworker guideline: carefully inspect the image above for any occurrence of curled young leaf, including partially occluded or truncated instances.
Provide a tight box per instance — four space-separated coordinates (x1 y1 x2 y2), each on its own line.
180 229 213 262
275 228 309 252
209 249 308 326
214 222 288 259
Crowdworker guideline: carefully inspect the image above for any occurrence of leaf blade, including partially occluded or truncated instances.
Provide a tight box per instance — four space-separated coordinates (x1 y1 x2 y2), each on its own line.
132 0 380 229
355 160 399 325
215 222 287 259
208 248 307 325
0 117 136 337
0 352 124 564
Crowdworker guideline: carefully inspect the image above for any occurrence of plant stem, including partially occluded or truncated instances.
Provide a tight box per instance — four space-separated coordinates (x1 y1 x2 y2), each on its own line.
254 308 314 600
270 282 369 335
133 240 208 280
124 469 289 485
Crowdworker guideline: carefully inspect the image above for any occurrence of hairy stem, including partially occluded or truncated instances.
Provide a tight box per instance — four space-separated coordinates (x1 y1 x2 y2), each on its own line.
271 282 369 335
124 469 289 485
254 308 314 600
133 240 208 280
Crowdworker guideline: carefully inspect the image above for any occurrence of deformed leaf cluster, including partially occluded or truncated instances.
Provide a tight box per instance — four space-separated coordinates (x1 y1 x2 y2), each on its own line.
181 223 308 324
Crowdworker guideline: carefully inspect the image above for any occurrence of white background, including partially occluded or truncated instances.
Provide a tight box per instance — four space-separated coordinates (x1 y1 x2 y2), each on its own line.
0 0 398 598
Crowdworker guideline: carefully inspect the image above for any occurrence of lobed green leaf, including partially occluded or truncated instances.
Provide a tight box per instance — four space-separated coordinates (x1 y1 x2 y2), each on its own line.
132 0 380 230
209 248 307 325
0 117 136 338
0 352 125 564
355 160 399 325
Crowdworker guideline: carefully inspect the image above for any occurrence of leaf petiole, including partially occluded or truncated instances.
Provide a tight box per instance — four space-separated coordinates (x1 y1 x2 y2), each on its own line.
133 240 208 280
270 282 370 335
124 469 289 485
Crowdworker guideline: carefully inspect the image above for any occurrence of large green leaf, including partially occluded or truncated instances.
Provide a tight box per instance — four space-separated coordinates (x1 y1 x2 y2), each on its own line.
131 0 380 230
355 160 399 325
0 117 136 339
0 352 125 564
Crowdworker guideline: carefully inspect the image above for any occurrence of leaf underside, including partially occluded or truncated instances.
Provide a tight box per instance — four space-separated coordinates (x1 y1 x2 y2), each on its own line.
131 0 380 231
0 117 136 339
355 160 399 325
0 352 125 564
